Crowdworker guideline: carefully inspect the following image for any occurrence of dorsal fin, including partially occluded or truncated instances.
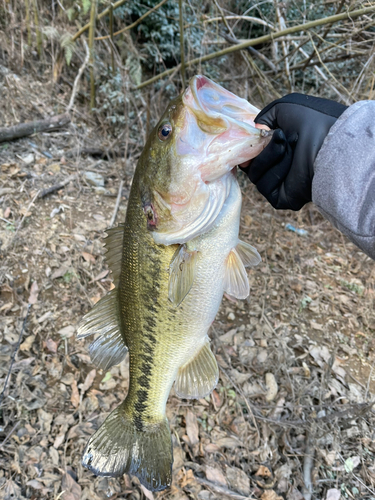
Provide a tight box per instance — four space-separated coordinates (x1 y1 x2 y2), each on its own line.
175 341 218 399
168 244 198 306
223 248 249 299
236 240 261 267
104 224 124 286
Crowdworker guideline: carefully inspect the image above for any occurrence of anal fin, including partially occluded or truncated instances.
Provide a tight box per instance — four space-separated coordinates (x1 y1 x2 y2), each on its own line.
168 244 198 306
77 289 127 370
175 341 218 399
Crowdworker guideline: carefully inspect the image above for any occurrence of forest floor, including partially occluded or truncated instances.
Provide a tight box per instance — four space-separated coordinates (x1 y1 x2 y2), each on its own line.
1 62 375 500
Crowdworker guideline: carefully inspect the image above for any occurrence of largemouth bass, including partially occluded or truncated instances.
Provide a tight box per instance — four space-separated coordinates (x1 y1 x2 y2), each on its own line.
77 75 269 491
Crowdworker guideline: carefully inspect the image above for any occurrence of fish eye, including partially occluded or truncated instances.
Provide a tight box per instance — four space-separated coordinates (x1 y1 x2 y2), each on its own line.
158 123 172 141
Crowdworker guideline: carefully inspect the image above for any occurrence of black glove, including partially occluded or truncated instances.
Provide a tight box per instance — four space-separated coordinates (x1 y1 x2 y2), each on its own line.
241 93 348 210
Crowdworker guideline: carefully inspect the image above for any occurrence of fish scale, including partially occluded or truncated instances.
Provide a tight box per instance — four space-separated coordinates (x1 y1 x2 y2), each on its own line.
77 75 268 491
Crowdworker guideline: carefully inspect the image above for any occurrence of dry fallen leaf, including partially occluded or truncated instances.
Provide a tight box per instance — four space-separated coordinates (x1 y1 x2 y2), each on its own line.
58 325 75 338
211 389 222 409
265 373 278 402
140 484 155 500
326 488 341 500
44 338 58 353
61 472 82 500
79 368 96 396
92 269 109 281
226 466 250 496
261 490 283 500
185 409 199 446
205 465 227 485
70 380 80 408
215 436 243 449
20 335 36 351
28 281 39 304
82 251 96 263
255 465 272 478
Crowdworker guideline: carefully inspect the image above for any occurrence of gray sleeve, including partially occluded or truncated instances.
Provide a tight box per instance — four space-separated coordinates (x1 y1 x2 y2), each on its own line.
312 100 375 259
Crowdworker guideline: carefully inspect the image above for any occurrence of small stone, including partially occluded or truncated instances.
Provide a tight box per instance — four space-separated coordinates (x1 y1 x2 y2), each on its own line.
84 171 105 187
227 312 235 321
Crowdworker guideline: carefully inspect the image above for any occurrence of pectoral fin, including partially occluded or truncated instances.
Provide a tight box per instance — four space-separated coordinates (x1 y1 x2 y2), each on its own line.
236 240 261 267
175 341 218 399
77 289 127 370
224 248 249 299
168 245 198 306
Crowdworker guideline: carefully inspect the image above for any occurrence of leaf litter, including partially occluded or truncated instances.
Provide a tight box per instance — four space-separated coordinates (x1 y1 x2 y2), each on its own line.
1 67 375 500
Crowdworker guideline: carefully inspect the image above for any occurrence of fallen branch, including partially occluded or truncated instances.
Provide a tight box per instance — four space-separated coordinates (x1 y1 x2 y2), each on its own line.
38 174 78 199
135 5 375 90
0 113 70 143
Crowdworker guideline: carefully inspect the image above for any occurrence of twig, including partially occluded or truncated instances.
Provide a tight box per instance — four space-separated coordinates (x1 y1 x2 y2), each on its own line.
194 476 255 499
0 421 20 450
66 39 90 113
134 5 375 90
0 305 31 409
95 0 169 41
109 179 124 227
204 14 273 29
38 174 78 198
71 0 130 42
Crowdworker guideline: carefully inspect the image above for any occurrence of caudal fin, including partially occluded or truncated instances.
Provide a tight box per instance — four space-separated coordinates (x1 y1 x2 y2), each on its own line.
82 403 172 492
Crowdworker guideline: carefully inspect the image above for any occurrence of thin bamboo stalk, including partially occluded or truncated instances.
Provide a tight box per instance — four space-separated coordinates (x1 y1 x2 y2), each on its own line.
89 0 98 110
109 4 115 75
179 0 186 88
135 5 375 91
33 0 42 59
25 0 31 45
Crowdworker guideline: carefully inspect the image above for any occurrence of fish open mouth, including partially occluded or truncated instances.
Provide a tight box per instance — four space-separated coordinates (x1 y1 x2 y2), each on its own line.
183 75 268 182
151 76 270 246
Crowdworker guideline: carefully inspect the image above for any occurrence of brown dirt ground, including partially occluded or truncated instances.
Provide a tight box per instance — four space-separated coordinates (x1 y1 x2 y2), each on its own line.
1 66 375 500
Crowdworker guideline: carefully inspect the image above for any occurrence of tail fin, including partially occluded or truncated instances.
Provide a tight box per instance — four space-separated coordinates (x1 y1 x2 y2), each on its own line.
82 404 172 492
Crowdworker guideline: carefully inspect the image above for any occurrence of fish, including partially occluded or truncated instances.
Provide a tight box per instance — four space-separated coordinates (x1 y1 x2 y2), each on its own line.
77 75 269 492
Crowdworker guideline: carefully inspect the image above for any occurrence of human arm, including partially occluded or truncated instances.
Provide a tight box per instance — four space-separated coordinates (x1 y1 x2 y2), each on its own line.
240 95 375 259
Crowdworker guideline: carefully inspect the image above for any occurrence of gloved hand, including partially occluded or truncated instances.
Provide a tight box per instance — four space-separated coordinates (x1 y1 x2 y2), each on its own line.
241 93 348 210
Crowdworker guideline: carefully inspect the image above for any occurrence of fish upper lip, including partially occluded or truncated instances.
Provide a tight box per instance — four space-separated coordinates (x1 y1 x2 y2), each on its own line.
185 75 262 137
